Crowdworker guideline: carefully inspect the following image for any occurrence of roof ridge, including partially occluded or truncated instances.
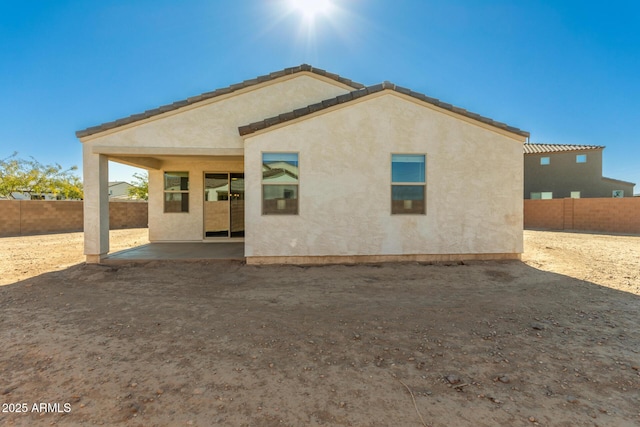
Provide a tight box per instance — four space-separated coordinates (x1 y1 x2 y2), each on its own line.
77 64 364 138
239 83 529 138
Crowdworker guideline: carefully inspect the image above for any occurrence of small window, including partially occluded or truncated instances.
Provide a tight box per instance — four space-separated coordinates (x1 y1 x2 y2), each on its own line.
570 191 581 199
530 192 541 200
612 190 624 198
541 192 553 200
164 172 189 213
576 154 587 163
391 154 425 214
540 157 550 165
262 153 299 215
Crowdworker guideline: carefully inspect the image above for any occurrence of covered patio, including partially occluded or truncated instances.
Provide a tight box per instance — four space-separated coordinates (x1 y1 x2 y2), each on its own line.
103 242 245 264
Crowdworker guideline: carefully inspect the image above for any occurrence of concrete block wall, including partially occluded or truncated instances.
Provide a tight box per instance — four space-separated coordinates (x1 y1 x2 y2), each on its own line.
524 198 640 234
109 202 149 229
523 199 564 230
0 200 148 237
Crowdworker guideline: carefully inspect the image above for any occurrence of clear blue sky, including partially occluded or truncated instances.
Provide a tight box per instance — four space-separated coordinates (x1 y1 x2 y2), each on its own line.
1 0 638 192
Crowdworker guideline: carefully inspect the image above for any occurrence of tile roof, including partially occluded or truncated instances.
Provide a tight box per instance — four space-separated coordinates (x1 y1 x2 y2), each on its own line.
523 143 604 154
76 64 364 138
238 81 529 138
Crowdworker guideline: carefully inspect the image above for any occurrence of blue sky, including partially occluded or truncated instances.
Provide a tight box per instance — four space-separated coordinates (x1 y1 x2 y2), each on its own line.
1 0 638 191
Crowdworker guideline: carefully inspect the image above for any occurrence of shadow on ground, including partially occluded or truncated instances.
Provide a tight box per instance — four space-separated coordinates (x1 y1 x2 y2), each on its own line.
1 260 638 426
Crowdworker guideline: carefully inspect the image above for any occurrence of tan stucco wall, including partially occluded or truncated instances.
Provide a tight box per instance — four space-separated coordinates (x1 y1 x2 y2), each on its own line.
82 74 351 150
82 73 351 247
244 92 524 259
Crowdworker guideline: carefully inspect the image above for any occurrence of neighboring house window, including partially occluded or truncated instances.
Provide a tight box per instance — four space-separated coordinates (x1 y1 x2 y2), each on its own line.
612 190 624 198
164 172 189 213
262 153 299 215
570 191 581 199
576 154 587 163
540 157 550 165
391 154 426 214
531 192 553 199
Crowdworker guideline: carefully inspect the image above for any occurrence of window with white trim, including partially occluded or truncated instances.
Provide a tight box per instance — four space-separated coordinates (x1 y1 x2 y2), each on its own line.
391 154 425 214
164 172 189 213
262 153 299 215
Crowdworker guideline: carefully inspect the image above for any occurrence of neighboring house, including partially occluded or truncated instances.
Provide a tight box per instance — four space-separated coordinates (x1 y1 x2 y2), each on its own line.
77 64 528 264
108 181 134 199
5 192 60 200
524 143 636 199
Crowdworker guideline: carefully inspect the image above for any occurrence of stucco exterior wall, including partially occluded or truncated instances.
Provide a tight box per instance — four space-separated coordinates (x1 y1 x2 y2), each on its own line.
524 150 635 198
244 92 524 260
82 74 351 150
81 74 352 248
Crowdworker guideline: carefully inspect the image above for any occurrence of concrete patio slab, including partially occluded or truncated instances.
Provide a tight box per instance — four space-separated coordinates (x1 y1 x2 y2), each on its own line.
103 242 245 263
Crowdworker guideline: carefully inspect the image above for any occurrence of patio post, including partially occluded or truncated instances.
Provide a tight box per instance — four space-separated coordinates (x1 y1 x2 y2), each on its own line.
83 149 109 263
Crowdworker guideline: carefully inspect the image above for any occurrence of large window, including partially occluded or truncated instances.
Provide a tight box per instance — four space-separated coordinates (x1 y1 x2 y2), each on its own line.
262 153 299 215
391 154 425 214
164 172 189 213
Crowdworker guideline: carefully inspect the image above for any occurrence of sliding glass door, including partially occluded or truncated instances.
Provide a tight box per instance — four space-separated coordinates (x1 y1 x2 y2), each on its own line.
204 173 244 238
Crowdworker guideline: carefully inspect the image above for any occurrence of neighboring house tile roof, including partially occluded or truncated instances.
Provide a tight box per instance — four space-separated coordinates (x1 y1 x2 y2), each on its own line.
523 143 604 154
238 81 530 138
76 64 364 138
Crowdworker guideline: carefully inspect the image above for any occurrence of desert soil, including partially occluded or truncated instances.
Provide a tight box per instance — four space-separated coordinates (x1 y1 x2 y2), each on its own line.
0 229 639 426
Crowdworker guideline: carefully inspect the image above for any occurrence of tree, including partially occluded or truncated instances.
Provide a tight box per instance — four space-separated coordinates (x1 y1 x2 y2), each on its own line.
127 171 149 201
0 152 83 200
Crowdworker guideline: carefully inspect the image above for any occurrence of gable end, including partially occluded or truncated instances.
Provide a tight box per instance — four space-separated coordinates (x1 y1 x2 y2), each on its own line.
76 64 364 139
239 81 529 138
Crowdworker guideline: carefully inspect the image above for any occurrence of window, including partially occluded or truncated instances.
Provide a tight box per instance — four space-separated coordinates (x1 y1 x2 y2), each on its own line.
576 154 587 163
612 190 624 198
570 191 581 199
262 153 299 215
391 154 425 214
531 192 552 200
540 157 550 165
164 172 189 213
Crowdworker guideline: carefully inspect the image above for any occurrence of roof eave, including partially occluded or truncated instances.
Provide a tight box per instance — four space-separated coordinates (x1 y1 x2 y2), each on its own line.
239 84 529 139
76 64 364 139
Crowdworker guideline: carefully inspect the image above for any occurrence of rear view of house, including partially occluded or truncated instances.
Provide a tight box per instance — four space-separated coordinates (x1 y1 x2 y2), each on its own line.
77 65 528 264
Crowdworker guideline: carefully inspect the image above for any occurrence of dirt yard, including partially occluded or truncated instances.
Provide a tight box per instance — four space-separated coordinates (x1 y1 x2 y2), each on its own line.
0 230 638 426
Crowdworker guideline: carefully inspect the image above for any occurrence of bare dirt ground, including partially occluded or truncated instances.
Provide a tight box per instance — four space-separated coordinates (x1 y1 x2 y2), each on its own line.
0 229 639 426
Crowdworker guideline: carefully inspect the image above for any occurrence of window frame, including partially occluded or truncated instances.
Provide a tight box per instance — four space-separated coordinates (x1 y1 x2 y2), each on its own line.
163 171 190 213
391 153 426 215
261 152 300 215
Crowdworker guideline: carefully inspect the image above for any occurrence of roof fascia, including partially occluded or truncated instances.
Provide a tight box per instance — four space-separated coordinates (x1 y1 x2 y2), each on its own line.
241 89 528 142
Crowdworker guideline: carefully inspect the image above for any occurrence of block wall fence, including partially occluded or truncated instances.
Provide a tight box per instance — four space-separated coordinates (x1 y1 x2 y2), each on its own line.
0 200 148 237
1 199 637 237
524 198 640 234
